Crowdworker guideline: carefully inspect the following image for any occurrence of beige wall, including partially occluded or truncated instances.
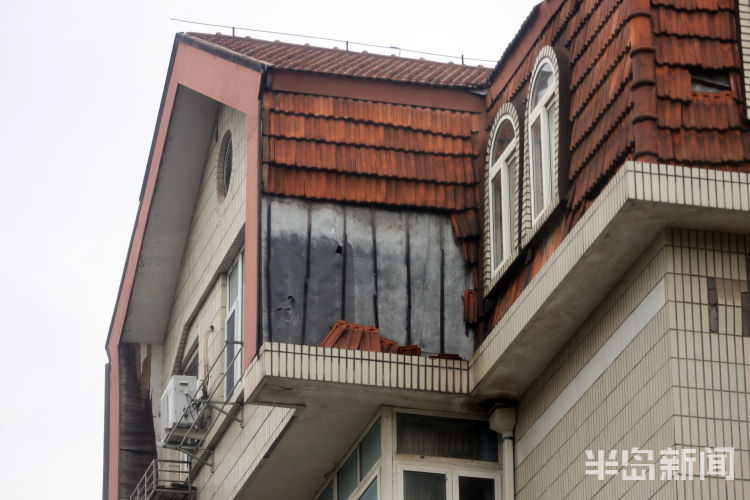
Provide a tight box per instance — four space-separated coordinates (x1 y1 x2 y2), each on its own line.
514 229 750 499
161 103 247 392
666 229 750 499
194 405 294 500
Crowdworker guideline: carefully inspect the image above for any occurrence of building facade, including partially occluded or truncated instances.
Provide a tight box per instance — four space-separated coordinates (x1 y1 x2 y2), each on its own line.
104 0 750 498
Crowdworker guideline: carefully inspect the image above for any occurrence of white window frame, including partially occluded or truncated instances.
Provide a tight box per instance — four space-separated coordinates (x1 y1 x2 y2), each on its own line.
315 414 384 500
488 120 515 275
395 462 502 500
528 58 556 226
225 251 243 398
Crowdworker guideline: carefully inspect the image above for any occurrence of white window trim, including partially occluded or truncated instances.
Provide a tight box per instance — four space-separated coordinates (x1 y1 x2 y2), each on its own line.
528 58 556 227
394 462 502 500
225 251 243 398
315 413 384 500
348 467 379 500
488 121 515 275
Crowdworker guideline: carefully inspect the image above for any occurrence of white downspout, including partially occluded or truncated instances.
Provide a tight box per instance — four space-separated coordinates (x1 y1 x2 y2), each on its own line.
489 405 516 500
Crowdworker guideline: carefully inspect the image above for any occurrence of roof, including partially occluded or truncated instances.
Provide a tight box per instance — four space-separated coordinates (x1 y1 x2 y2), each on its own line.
183 32 493 89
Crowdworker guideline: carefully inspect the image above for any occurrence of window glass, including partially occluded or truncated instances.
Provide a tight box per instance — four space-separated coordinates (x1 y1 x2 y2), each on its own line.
358 477 378 500
396 414 498 461
360 419 381 478
222 135 233 195
225 311 236 393
531 61 554 108
318 481 334 500
491 119 515 165
404 471 446 500
458 476 495 500
228 261 239 306
338 450 359 500
530 117 545 218
184 354 199 378
491 171 504 266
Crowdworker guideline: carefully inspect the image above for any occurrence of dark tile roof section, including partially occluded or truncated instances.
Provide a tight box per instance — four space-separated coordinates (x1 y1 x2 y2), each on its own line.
184 33 493 89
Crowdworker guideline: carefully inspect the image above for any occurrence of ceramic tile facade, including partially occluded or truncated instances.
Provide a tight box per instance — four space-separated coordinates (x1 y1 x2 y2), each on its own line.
247 342 470 396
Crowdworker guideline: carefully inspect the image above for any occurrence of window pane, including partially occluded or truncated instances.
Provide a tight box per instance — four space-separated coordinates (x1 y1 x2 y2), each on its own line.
185 355 199 378
458 477 495 500
531 61 553 109
318 481 334 500
404 471 446 500
358 477 378 500
338 450 358 500
226 311 236 393
397 413 498 461
360 419 381 478
228 261 239 307
491 119 514 165
531 117 545 217
491 170 504 267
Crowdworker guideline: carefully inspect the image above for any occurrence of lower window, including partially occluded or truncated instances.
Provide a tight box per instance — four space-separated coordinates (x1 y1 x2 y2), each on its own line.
398 465 499 500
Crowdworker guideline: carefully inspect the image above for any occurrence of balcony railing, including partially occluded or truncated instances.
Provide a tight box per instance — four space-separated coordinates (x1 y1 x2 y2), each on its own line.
160 339 244 470
130 459 194 500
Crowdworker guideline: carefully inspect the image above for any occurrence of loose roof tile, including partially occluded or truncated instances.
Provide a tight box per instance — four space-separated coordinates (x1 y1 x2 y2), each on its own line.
185 33 493 88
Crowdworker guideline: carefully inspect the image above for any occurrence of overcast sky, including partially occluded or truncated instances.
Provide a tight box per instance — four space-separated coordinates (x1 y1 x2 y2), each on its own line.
0 0 538 498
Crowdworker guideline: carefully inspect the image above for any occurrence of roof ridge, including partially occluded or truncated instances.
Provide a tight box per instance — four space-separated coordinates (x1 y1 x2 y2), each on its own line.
182 32 493 89
184 31 491 70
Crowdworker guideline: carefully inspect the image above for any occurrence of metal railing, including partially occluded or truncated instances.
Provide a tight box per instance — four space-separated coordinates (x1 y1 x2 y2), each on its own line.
160 340 244 469
130 459 193 500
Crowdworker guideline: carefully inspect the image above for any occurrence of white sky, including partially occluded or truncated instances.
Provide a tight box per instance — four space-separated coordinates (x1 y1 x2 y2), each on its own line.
0 0 538 498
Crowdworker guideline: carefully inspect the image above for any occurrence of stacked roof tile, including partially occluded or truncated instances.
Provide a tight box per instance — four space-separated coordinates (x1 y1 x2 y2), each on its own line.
261 92 483 212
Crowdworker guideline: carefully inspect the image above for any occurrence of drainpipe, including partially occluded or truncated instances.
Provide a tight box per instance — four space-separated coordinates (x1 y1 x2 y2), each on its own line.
489 405 516 500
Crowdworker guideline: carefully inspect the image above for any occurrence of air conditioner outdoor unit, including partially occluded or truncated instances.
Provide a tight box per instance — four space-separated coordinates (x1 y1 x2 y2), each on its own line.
160 375 198 436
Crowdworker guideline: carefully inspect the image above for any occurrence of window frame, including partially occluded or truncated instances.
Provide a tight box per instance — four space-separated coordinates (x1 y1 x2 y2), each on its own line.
395 462 502 500
484 103 522 294
527 58 555 226
488 117 515 275
315 415 383 500
225 251 243 398
521 46 569 249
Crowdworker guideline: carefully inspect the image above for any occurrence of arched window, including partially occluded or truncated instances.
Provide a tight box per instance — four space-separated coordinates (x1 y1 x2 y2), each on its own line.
521 46 569 248
484 102 521 291
489 117 515 273
528 59 555 222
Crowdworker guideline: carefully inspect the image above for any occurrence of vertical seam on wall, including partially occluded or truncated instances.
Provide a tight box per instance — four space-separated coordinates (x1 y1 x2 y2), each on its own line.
301 206 312 345
371 210 379 329
265 201 272 342
440 220 446 354
341 206 348 322
405 213 412 345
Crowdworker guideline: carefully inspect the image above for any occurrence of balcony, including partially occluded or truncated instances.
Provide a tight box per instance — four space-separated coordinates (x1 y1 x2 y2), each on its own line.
130 459 194 500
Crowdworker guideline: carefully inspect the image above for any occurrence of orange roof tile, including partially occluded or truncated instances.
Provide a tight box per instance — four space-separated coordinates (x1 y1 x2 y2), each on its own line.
185 33 492 88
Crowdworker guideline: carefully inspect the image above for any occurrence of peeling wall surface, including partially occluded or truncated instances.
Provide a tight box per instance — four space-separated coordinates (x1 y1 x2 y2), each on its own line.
261 195 475 359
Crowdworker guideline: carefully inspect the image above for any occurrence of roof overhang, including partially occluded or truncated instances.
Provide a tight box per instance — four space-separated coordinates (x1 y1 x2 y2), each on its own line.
470 162 750 399
105 35 264 499
122 86 218 343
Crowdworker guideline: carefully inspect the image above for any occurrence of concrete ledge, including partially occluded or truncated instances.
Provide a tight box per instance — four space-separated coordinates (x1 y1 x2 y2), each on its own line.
470 162 750 399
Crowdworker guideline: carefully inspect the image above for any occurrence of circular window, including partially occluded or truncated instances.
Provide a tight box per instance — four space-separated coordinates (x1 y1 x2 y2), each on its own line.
219 132 232 197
